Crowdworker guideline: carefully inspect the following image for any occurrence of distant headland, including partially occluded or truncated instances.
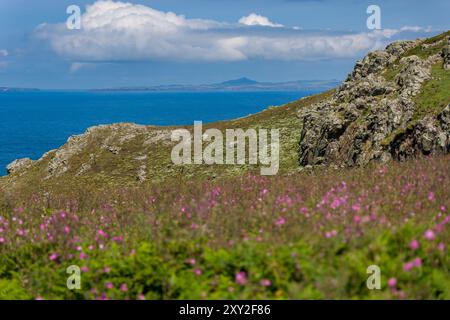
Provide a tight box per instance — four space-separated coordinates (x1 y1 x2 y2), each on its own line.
93 78 341 92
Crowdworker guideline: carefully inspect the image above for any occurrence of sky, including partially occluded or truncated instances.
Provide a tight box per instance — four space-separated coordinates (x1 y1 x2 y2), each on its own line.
0 0 449 89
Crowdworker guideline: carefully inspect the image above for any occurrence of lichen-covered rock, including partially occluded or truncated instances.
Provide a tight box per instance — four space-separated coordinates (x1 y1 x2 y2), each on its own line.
6 158 33 175
443 40 450 70
385 40 418 58
347 51 390 81
298 36 449 168
396 55 431 96
390 105 450 160
45 123 149 178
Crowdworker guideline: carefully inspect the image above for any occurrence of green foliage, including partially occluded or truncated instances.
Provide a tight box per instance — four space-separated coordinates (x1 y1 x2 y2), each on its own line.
402 31 450 59
0 222 448 300
413 62 450 122
0 278 30 300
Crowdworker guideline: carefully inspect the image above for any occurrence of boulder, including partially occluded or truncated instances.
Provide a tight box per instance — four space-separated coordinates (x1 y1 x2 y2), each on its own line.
442 40 450 70
6 158 33 175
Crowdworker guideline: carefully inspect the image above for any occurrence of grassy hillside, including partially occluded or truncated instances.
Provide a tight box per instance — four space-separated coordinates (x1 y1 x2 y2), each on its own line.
0 32 449 300
0 90 334 202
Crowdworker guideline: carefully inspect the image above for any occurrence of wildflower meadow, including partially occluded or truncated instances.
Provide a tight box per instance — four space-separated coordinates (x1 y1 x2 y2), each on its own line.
0 155 449 299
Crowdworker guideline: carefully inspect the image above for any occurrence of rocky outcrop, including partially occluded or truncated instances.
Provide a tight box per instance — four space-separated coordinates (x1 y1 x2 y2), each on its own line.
6 158 33 175
298 34 450 167
390 106 450 160
396 55 432 96
44 123 172 179
443 39 450 70
3 123 173 180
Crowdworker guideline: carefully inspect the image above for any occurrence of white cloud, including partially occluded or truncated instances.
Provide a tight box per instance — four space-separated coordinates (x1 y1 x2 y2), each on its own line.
400 25 433 33
0 49 8 57
239 13 283 27
35 0 433 63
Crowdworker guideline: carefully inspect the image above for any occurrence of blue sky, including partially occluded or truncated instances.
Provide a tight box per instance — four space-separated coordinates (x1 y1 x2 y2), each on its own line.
0 0 448 89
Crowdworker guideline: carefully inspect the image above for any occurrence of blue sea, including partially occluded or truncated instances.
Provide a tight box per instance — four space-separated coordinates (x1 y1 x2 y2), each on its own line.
0 90 317 175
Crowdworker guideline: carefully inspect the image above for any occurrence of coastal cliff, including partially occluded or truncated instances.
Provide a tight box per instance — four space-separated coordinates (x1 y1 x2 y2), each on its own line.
2 31 449 191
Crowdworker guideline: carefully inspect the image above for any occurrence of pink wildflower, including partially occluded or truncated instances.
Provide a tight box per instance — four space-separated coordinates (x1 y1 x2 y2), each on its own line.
387 278 397 288
260 279 272 287
105 282 113 289
424 229 435 241
120 283 128 292
409 239 420 250
325 230 338 238
413 258 422 267
194 268 202 276
403 262 414 272
138 294 145 300
275 217 285 226
97 229 108 238
235 271 247 285
49 253 58 261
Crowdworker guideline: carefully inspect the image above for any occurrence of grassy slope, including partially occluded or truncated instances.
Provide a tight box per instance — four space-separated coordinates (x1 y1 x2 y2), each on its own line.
0 31 449 202
0 90 334 202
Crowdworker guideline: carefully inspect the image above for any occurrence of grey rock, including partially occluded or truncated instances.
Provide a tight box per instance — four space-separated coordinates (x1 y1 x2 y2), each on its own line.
385 40 419 58
298 37 448 168
396 55 431 96
6 158 33 175
443 39 450 70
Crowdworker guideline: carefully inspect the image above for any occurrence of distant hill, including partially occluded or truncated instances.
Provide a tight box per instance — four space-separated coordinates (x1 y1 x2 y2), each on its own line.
219 77 259 86
94 78 341 92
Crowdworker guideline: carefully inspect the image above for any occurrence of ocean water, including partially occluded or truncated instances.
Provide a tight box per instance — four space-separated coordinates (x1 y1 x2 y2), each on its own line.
0 90 317 175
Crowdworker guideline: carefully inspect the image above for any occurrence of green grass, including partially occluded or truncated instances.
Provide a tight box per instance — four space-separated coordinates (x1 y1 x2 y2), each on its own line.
380 61 450 147
413 62 450 122
402 31 450 60
0 90 335 201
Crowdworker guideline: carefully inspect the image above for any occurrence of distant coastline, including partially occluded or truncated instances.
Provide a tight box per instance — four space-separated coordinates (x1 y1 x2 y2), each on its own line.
0 78 341 93
0 87 40 92
93 78 341 92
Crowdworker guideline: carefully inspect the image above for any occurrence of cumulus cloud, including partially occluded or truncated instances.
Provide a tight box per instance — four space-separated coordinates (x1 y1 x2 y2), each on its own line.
35 0 433 63
239 13 283 27
0 49 8 57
